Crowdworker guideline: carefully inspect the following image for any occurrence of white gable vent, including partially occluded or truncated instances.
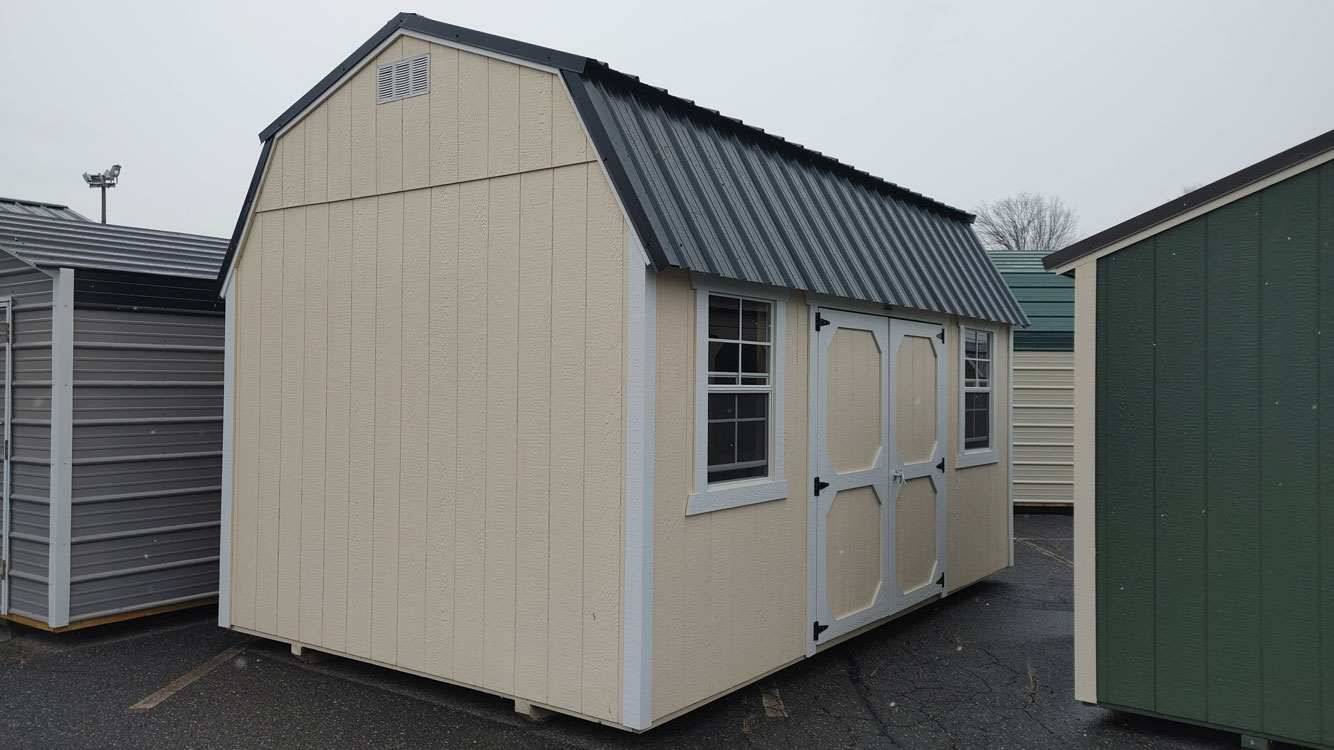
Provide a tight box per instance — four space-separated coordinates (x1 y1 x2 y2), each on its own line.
376 53 430 104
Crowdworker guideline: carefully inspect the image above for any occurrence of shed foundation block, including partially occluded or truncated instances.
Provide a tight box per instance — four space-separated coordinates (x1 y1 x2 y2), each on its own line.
514 699 554 723
290 644 330 664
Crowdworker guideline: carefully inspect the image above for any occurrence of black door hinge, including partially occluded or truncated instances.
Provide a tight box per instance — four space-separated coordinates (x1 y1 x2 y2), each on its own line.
936 329 945 342
815 313 830 331
813 620 829 641
937 573 945 587
936 458 945 473
813 477 830 496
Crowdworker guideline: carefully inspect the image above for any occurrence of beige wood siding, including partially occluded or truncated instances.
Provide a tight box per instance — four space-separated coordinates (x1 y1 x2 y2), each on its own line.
650 270 809 721
946 323 1012 590
1012 350 1074 505
229 39 624 724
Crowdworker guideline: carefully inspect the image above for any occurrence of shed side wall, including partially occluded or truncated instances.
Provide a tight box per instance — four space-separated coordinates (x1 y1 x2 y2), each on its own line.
230 40 624 724
2 255 53 621
1094 162 1332 748
67 307 222 622
1012 349 1073 505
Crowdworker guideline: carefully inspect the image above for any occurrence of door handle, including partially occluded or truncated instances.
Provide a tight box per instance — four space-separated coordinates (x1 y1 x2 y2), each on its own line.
892 468 904 483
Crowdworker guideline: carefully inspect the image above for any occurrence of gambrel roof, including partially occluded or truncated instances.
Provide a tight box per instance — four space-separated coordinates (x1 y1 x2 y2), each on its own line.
220 13 1027 326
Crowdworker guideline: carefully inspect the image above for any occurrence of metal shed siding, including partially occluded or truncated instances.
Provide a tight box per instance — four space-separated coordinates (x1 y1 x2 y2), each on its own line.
1 252 54 620
566 72 1027 327
66 306 222 621
1094 163 1333 748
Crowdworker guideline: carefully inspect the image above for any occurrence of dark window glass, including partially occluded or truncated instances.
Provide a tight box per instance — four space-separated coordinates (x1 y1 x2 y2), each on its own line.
964 391 990 450
741 344 768 374
708 296 740 340
706 294 774 484
709 341 739 373
741 299 770 342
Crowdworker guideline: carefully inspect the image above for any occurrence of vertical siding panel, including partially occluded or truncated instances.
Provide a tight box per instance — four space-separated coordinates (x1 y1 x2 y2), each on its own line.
582 173 624 721
400 38 430 191
397 188 430 671
453 180 489 685
282 122 305 208
518 68 552 173
425 185 460 676
547 163 587 708
255 211 284 634
304 104 329 206
1151 221 1207 720
1257 173 1321 739
258 145 282 212
300 204 329 644
326 87 352 202
483 175 520 694
514 170 553 703
651 269 691 718
232 226 262 629
323 199 353 651
457 52 489 184
371 193 404 665
350 66 377 199
277 207 306 640
487 60 520 178
1204 196 1262 729
1317 163 1334 749
345 197 377 657
375 39 404 195
552 82 588 166
1095 241 1157 708
428 45 459 187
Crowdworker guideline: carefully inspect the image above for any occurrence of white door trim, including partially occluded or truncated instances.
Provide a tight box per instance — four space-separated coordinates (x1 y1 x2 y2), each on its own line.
0 299 11 615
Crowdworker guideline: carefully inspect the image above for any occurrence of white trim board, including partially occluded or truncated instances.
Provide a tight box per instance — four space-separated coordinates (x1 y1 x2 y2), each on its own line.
621 238 655 729
218 282 236 628
1072 264 1097 702
956 322 1001 469
0 298 11 615
46 268 74 628
1050 146 1334 275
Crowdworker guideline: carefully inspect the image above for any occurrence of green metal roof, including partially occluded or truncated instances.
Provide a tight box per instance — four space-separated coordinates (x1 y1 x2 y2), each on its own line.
987 251 1073 351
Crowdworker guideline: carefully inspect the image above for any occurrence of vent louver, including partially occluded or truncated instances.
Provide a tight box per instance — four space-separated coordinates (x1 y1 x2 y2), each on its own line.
376 53 430 104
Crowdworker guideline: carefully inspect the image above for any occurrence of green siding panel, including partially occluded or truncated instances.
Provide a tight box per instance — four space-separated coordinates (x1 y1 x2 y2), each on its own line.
1318 162 1334 749
1151 220 1208 720
1257 171 1322 741
1203 194 1263 731
1096 164 1333 748
1096 239 1158 709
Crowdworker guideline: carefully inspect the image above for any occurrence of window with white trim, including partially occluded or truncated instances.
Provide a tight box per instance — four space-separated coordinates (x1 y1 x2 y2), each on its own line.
963 327 993 451
688 285 788 515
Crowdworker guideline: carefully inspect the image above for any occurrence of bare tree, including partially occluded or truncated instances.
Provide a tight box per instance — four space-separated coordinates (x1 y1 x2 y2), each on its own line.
973 191 1080 252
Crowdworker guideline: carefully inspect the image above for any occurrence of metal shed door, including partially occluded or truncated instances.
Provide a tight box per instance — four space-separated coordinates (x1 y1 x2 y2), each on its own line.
0 302 11 615
813 309 892 642
886 319 947 613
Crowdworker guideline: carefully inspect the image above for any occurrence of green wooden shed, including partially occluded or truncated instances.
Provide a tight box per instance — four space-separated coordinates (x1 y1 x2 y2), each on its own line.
1045 128 1334 750
988 252 1074 506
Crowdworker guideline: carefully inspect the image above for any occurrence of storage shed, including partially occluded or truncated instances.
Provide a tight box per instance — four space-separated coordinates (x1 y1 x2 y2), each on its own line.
987 251 1073 506
216 14 1028 731
0 211 227 631
1045 128 1334 749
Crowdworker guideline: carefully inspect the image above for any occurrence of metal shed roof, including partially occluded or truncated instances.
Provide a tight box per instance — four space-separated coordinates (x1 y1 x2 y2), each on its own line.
0 212 228 280
0 196 90 222
221 13 1028 326
986 251 1072 350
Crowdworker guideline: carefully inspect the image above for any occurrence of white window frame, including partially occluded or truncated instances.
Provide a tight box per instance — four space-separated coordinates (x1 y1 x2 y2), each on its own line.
687 278 788 515
957 323 1000 468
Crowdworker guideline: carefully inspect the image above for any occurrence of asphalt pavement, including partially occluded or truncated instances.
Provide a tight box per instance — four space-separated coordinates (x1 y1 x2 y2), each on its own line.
0 513 1242 749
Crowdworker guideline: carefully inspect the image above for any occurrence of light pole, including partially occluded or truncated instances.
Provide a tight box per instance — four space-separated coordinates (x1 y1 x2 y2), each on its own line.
82 164 121 224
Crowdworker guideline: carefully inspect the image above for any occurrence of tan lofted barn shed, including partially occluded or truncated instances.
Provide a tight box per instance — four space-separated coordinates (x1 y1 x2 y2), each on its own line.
215 14 1028 731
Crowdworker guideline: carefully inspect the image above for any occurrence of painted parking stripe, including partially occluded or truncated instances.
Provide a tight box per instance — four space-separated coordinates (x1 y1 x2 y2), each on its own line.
130 637 256 710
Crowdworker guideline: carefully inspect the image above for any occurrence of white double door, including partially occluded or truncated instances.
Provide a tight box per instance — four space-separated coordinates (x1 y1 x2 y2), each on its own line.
812 309 947 644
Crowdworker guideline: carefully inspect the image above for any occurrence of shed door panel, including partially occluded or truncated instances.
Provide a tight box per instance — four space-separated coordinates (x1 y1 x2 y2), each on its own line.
888 320 947 612
814 310 891 641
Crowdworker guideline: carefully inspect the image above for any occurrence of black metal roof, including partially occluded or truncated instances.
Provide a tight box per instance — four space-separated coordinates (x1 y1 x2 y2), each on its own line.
0 212 228 280
0 197 90 222
1045 125 1334 271
219 13 1028 325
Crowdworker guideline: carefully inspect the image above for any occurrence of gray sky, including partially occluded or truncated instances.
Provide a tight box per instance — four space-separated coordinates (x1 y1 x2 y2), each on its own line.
3 0 1333 243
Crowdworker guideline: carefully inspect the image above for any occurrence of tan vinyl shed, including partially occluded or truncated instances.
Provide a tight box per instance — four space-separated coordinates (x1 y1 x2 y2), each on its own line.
215 14 1029 731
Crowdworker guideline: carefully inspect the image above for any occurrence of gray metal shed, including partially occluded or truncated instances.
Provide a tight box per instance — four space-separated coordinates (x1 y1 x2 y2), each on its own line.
0 211 227 630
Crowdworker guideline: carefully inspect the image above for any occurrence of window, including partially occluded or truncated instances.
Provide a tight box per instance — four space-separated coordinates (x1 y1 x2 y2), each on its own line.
688 284 788 514
376 54 430 103
958 327 999 467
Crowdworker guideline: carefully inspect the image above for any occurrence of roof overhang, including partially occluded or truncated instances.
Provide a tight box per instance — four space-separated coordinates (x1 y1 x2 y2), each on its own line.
1045 126 1334 275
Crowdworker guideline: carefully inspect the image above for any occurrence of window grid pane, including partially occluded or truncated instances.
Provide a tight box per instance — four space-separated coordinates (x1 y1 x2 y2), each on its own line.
963 329 993 450
707 294 773 483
